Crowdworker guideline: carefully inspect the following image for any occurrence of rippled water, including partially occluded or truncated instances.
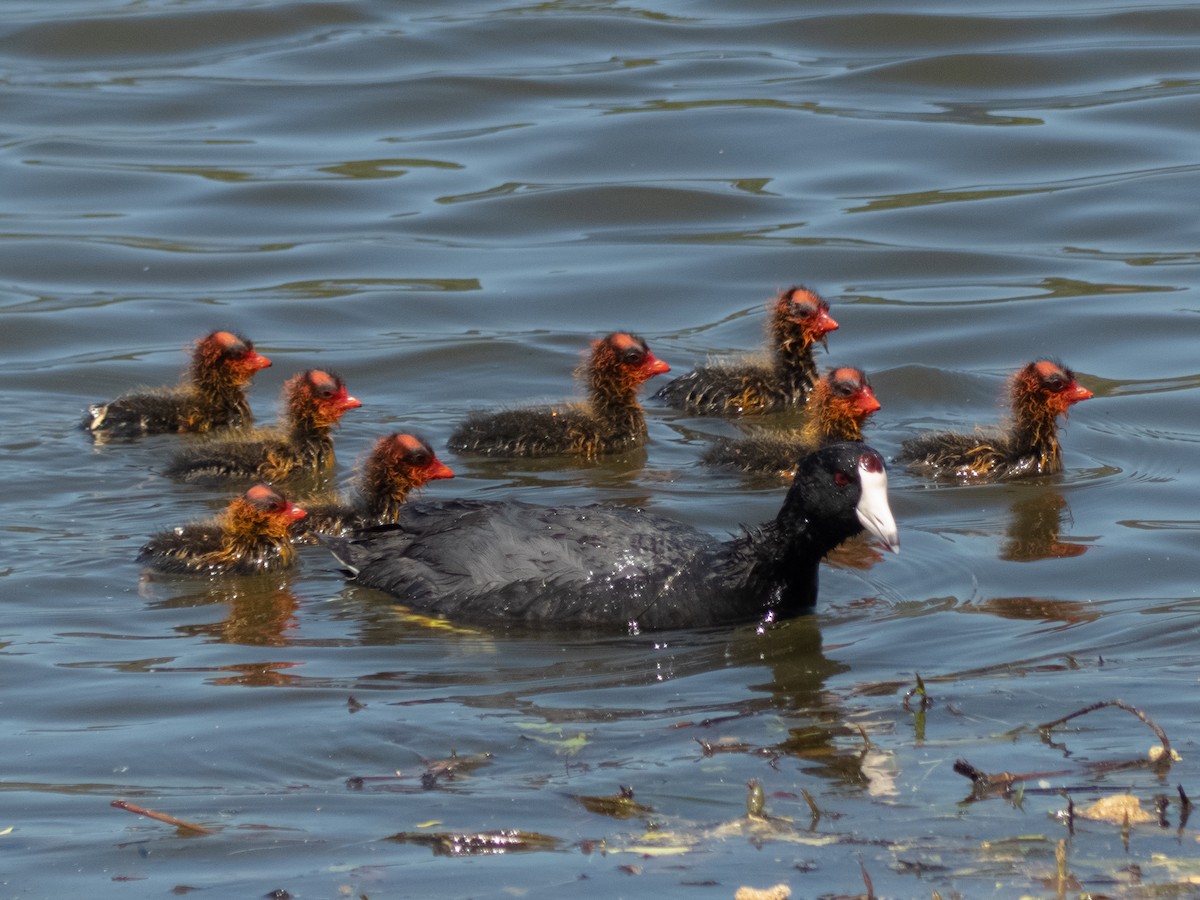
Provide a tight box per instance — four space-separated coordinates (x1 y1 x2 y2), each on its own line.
4 0 1200 896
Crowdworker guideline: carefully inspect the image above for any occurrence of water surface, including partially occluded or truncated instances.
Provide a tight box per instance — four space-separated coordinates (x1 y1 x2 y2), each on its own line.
3 0 1200 896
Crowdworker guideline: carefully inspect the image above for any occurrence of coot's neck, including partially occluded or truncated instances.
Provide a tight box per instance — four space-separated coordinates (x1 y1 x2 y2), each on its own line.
772 326 819 397
360 486 409 523
1011 396 1063 473
717 505 857 619
800 397 863 447
287 413 336 469
191 364 250 419
588 373 647 437
220 511 295 568
715 523 814 617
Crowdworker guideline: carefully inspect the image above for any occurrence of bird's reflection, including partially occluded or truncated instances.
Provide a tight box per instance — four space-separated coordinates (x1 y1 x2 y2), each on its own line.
1000 487 1089 562
140 572 300 647
704 616 886 790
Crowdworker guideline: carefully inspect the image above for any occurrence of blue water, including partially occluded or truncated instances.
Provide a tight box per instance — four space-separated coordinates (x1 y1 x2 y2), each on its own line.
3 0 1200 896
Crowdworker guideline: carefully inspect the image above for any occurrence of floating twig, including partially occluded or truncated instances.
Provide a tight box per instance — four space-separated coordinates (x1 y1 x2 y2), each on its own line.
110 800 214 835
1059 789 1075 835
799 787 821 825
693 736 754 757
952 759 1072 800
1154 793 1170 827
860 859 876 900
1037 699 1171 761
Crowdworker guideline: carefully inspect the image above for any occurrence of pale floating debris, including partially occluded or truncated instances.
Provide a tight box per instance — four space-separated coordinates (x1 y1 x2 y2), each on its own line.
615 844 692 857
1149 745 1182 762
735 884 791 900
1079 794 1154 825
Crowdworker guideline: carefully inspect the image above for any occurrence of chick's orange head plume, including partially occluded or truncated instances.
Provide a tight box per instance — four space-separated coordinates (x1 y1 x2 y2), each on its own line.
211 331 271 370
598 332 669 378
826 367 880 415
196 330 271 377
1030 360 1093 403
244 484 307 522
307 370 362 414
779 287 838 337
385 433 455 481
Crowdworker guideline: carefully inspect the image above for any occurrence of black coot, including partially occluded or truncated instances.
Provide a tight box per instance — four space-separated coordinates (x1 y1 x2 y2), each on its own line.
324 442 898 631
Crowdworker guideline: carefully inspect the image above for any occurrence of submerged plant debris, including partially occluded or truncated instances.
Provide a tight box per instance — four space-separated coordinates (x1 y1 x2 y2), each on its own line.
573 785 654 819
384 829 562 856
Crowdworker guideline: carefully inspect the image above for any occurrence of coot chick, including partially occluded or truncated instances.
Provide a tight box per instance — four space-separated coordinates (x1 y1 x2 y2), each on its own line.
703 367 881 478
897 360 1093 481
448 332 669 459
300 433 455 538
654 286 838 416
164 370 361 483
84 330 271 439
139 485 307 576
324 442 899 631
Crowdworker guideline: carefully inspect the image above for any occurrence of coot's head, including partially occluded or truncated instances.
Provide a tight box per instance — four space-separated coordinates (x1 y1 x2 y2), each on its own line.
1012 360 1092 419
583 332 670 391
227 484 307 532
820 366 881 419
364 433 455 495
772 286 839 349
285 370 362 429
785 442 899 554
192 330 272 386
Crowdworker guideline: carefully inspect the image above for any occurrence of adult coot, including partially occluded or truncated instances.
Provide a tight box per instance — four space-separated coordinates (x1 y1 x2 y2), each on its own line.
324 442 898 631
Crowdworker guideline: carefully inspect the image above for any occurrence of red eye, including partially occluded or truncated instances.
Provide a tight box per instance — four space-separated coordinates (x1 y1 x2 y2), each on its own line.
834 471 851 487
860 451 885 474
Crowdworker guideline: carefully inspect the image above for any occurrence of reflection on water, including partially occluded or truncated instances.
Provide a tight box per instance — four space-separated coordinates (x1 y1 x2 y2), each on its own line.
142 575 301 647
968 596 1100 628
736 619 877 788
999 487 1089 562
